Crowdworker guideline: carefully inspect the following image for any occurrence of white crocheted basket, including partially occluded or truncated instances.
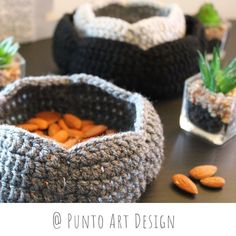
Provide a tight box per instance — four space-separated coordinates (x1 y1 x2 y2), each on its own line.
73 0 186 50
0 74 164 202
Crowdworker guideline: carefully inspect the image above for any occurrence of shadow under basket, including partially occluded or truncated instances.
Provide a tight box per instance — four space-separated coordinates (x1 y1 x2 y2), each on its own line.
0 74 164 202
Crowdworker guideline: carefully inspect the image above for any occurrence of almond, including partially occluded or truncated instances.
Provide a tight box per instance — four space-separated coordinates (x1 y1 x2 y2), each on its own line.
81 120 94 128
48 123 61 137
172 174 198 195
62 138 80 149
27 118 48 130
67 129 84 139
83 125 108 139
82 138 91 142
189 165 217 180
58 119 69 130
17 123 38 132
34 130 44 136
106 129 117 135
36 111 61 124
200 176 225 188
63 113 82 129
34 130 48 138
52 130 69 143
81 124 95 132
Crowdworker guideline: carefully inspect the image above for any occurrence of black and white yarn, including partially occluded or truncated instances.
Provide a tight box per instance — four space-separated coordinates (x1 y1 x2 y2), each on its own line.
0 74 164 202
73 0 186 50
53 14 206 99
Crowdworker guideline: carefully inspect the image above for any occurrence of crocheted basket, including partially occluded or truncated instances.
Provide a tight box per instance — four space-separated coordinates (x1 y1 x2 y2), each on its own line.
73 0 186 50
0 74 164 202
53 14 206 99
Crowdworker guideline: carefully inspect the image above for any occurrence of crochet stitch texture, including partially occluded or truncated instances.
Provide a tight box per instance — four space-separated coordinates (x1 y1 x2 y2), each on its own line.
73 0 186 50
53 15 206 99
0 74 164 202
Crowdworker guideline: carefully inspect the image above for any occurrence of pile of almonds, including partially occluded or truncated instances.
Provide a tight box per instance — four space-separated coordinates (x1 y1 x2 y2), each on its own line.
17 111 117 149
172 165 225 195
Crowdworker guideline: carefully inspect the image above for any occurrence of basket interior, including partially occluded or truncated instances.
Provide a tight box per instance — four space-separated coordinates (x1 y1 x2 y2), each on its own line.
95 4 169 23
0 83 136 132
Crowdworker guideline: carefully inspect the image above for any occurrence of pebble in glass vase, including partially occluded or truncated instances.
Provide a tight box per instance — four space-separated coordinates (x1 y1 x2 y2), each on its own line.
196 3 231 57
180 47 236 145
0 37 25 89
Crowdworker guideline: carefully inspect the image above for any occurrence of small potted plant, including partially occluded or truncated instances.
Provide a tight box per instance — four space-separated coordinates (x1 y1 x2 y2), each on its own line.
180 47 236 145
196 3 231 57
0 37 25 89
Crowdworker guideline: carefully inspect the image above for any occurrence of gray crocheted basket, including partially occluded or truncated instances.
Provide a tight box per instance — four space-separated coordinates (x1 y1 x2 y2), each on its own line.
0 74 164 202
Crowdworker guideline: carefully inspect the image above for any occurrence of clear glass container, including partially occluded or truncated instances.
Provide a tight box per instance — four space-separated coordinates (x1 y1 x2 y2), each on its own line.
179 74 236 145
206 21 231 60
0 53 25 88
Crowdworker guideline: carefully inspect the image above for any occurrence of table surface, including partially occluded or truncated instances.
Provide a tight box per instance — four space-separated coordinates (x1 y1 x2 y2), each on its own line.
19 21 236 203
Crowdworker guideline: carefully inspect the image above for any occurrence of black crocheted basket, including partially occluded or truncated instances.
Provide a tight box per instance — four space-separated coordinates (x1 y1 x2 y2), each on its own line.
53 14 206 99
0 74 164 202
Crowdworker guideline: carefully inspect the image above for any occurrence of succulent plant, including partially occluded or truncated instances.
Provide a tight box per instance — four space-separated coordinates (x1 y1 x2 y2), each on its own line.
199 47 236 94
0 37 19 66
196 3 221 27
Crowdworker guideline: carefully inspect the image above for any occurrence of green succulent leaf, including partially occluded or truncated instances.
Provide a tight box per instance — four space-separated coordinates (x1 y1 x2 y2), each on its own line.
0 37 20 66
217 76 236 94
198 47 236 94
223 58 236 75
210 47 221 74
196 3 221 27
198 51 214 91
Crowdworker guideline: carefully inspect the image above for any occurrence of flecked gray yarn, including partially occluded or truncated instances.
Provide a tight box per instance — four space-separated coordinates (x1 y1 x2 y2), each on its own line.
0 74 164 202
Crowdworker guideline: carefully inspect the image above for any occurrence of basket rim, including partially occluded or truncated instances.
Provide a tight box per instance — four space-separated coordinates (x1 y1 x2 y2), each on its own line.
62 13 203 52
74 1 183 28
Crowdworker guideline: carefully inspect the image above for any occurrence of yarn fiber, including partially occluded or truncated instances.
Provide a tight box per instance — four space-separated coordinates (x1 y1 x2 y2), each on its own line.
73 0 186 50
53 14 206 99
0 74 164 202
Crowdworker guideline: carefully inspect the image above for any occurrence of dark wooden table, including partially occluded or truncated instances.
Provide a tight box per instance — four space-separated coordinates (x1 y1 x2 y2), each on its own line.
19 21 236 203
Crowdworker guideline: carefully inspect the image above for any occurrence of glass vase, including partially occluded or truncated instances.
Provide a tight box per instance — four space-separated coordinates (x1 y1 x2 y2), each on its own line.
205 21 231 59
179 74 236 145
0 53 25 89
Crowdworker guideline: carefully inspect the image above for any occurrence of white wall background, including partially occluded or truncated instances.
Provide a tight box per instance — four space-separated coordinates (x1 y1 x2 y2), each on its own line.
52 0 236 19
1 0 235 42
